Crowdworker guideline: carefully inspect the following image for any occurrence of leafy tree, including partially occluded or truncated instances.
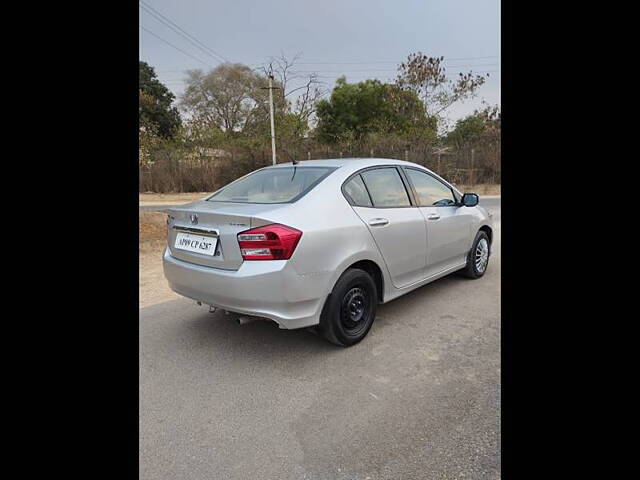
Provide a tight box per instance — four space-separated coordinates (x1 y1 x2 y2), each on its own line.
396 53 488 128
314 77 431 143
445 104 500 148
180 63 282 135
139 61 181 138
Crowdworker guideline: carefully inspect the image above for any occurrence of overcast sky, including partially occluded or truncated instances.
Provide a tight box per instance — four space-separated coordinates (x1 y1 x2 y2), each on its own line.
139 0 500 124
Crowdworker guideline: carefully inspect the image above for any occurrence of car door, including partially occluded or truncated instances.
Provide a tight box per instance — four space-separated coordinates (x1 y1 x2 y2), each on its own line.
344 167 427 288
402 167 472 277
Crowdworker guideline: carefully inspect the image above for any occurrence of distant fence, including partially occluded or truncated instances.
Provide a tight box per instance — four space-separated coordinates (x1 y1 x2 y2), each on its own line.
139 143 500 193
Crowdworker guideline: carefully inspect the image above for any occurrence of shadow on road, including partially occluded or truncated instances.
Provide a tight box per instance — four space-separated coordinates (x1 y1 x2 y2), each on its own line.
142 268 478 361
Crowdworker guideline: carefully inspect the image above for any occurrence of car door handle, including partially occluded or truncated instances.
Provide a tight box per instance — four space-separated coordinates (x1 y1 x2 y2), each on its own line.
427 213 440 220
368 218 389 227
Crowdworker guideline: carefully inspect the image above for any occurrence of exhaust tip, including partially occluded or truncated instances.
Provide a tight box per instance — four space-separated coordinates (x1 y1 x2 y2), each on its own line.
236 316 258 326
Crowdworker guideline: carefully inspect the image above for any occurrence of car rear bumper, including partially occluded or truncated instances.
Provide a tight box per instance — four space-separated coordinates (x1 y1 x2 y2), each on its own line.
162 247 329 329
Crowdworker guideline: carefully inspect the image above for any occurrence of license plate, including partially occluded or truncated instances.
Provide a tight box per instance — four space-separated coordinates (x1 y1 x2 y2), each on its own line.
174 232 218 256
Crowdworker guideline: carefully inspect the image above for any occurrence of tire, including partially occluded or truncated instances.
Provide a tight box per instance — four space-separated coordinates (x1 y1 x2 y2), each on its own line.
460 230 491 279
319 268 378 347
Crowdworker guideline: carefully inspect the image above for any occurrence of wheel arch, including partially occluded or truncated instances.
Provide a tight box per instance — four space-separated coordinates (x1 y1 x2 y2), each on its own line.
345 259 385 303
479 224 493 245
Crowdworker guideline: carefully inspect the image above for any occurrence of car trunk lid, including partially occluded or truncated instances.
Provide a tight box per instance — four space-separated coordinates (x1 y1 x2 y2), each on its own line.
166 201 286 270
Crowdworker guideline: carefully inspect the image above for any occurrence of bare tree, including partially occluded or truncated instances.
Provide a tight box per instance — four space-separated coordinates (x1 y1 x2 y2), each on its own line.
396 52 488 119
260 53 326 127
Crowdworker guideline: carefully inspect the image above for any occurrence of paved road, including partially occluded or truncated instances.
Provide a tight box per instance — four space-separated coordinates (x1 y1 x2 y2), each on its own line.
139 204 181 212
140 199 501 480
140 196 500 214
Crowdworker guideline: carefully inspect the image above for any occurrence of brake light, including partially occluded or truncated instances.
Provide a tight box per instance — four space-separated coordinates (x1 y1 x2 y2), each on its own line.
237 224 302 260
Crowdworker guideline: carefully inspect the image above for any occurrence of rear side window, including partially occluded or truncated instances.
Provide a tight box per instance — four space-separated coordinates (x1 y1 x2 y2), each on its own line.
207 167 335 204
360 168 411 207
343 174 372 207
404 168 456 206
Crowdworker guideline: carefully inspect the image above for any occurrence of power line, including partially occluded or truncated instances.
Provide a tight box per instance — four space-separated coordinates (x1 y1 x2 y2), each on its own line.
280 55 499 65
307 71 499 83
139 1 228 64
311 69 499 77
159 70 499 83
140 4 224 64
152 69 500 91
158 63 498 77
139 25 212 68
290 64 499 74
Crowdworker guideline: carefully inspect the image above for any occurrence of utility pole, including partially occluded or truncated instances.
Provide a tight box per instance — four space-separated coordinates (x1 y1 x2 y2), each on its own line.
268 74 277 165
470 148 475 186
433 146 449 175
260 68 279 165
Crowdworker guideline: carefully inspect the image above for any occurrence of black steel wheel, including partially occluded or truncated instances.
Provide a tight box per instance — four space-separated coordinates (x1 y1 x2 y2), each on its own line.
319 268 377 347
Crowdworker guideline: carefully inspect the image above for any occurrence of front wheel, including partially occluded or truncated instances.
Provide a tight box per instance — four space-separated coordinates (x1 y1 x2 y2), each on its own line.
319 268 377 347
461 230 490 279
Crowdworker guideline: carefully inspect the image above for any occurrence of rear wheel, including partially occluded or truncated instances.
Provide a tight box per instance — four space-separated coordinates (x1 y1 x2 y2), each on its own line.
460 230 490 279
319 268 377 347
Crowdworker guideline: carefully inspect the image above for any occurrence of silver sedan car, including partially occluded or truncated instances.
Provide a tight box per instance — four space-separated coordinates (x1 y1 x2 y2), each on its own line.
163 158 493 346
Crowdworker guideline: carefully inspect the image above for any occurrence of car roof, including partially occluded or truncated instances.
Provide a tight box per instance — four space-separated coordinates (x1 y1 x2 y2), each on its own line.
262 157 462 195
267 157 418 169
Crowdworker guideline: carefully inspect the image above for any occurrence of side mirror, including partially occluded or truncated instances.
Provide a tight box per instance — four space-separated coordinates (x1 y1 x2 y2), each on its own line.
461 193 479 207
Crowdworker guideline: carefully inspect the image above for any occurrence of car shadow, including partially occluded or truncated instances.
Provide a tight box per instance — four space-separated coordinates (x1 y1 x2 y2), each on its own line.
149 269 475 361
374 273 463 323
174 306 339 357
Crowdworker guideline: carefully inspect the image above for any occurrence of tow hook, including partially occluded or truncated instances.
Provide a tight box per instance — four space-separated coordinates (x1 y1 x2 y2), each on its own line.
196 301 217 314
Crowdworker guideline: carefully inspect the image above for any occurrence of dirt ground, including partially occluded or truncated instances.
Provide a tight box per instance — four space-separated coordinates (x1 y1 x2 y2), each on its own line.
139 212 180 309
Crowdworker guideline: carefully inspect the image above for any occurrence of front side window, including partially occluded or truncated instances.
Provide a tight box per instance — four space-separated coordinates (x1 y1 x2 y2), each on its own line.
343 174 372 207
207 167 335 204
360 168 411 207
405 168 456 206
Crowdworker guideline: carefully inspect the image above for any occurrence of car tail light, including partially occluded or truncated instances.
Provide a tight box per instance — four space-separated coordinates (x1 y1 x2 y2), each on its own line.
237 224 302 260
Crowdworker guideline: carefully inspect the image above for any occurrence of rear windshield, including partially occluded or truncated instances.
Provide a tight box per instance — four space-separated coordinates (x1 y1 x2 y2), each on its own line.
207 166 336 204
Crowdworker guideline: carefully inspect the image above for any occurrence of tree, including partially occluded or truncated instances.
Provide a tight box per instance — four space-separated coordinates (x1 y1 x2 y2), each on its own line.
314 77 431 143
445 104 501 148
180 63 278 135
396 53 488 129
265 53 325 131
139 61 181 138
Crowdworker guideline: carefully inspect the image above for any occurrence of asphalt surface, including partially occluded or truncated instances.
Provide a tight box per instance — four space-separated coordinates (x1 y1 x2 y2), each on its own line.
139 204 181 212
139 198 501 480
140 197 500 214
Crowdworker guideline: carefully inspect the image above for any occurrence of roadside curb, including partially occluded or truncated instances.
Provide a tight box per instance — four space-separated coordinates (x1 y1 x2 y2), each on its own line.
140 201 193 207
